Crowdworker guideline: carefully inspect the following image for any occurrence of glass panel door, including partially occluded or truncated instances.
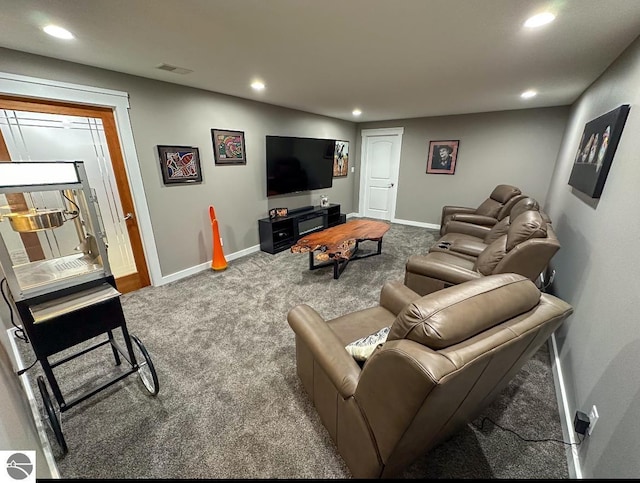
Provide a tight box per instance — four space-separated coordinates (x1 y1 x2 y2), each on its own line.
0 109 136 279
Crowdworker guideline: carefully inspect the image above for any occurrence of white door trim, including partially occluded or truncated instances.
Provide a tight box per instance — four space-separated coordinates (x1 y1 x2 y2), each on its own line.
0 71 161 286
358 127 404 218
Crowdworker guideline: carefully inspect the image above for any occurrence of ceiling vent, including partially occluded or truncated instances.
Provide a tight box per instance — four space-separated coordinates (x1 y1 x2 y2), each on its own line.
155 63 193 75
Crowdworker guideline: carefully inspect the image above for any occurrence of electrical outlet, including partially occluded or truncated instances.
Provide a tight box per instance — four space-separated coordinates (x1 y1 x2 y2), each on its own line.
573 410 590 435
588 405 599 435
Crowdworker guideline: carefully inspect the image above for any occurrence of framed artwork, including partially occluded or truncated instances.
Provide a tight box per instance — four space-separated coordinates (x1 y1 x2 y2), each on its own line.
269 207 288 219
568 104 630 198
426 140 459 175
157 145 202 184
212 129 246 165
333 140 349 177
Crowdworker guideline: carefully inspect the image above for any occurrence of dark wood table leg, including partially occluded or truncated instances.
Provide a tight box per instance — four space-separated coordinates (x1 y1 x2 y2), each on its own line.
333 257 350 279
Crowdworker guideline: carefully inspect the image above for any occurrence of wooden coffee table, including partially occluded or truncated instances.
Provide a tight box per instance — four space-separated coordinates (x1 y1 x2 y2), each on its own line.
291 219 391 279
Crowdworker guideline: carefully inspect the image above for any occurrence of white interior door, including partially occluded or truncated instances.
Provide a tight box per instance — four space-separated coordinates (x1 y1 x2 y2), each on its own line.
359 128 403 220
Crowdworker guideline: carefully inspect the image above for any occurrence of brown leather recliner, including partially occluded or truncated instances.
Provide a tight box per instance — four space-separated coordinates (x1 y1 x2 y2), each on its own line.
442 197 552 241
439 184 524 236
287 273 574 478
405 210 559 296
430 197 541 261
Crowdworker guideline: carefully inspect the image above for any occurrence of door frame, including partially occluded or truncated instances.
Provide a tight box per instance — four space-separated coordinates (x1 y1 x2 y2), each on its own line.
0 71 161 286
358 127 404 220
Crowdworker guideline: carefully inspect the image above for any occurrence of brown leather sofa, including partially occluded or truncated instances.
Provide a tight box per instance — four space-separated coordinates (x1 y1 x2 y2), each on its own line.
287 273 574 478
430 197 541 261
405 210 559 296
439 184 524 236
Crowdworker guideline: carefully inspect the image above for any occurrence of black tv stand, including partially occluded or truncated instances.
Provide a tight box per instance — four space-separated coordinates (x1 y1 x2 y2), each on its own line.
258 204 345 254
288 205 314 214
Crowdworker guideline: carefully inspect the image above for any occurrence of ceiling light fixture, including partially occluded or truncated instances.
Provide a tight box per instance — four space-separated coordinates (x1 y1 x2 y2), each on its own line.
524 12 556 28
521 90 537 99
251 81 265 91
43 25 75 39
352 109 362 117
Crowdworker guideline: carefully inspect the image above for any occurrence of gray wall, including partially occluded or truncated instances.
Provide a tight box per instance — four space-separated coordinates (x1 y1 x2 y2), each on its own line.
0 48 357 277
544 35 640 478
357 107 570 224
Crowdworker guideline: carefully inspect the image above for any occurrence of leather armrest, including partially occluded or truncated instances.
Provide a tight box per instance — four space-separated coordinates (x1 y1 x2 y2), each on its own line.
442 221 492 238
287 304 360 398
379 280 421 315
441 205 476 220
406 254 483 285
448 213 498 226
448 239 487 258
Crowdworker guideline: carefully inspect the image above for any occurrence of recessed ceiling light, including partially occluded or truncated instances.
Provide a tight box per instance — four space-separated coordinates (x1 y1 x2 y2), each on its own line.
352 109 362 116
43 25 75 39
521 90 537 99
524 12 556 28
251 81 265 91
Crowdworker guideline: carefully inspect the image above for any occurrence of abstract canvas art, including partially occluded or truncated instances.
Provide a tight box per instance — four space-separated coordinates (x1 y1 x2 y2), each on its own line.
212 129 247 165
157 145 202 185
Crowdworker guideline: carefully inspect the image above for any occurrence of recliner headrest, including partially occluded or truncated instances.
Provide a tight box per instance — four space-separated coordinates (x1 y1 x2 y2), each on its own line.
483 198 541 245
387 274 540 349
476 185 522 218
490 184 521 203
506 210 547 251
509 197 540 222
497 193 527 220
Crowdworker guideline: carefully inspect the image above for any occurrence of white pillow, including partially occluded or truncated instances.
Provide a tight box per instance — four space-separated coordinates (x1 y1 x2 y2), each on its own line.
345 326 390 362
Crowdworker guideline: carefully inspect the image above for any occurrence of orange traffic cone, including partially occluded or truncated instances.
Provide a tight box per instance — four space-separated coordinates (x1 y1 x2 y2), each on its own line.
209 205 228 270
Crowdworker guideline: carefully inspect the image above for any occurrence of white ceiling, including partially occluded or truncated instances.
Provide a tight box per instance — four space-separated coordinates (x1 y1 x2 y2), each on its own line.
1 0 640 122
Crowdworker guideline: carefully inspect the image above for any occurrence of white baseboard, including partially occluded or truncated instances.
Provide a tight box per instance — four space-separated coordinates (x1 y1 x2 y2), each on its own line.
346 213 440 230
549 333 582 479
157 244 261 286
392 218 440 230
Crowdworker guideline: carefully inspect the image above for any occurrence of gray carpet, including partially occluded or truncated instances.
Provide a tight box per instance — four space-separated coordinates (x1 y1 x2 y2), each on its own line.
15 221 570 478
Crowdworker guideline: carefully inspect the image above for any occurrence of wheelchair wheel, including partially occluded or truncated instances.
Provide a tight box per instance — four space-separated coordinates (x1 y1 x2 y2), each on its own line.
130 335 159 396
37 376 68 454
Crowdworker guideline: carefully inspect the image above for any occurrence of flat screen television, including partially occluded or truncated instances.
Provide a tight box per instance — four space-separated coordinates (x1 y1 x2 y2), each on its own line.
266 136 334 197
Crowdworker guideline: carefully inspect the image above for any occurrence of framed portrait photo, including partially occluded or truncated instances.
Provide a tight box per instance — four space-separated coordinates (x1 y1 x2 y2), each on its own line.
426 140 459 175
212 129 247 165
157 145 202 184
333 140 349 177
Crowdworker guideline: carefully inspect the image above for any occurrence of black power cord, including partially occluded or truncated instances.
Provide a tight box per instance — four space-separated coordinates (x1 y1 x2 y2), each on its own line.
1 277 39 375
16 358 38 376
473 416 584 447
62 191 80 220
1 277 28 342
